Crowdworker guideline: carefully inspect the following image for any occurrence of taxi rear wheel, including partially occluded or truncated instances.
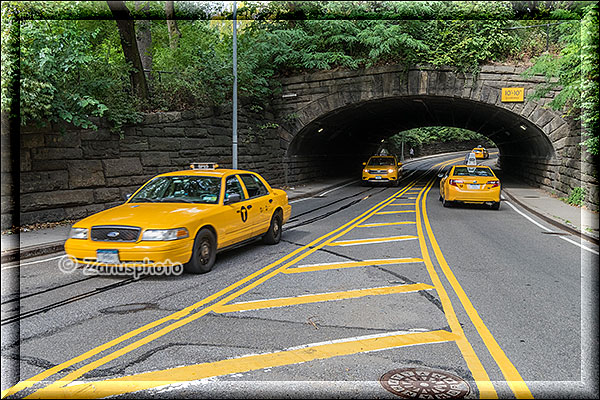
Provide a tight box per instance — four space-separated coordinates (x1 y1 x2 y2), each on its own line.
263 211 282 245
490 201 500 210
185 228 216 274
442 197 452 208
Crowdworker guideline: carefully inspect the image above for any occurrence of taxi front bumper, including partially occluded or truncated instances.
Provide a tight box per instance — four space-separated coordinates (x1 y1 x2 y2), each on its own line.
446 186 500 203
64 237 194 267
362 172 398 182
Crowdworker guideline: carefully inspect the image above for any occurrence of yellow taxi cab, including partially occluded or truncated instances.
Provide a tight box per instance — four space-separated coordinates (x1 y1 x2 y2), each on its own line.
362 155 403 186
64 163 292 274
438 162 501 210
471 146 489 159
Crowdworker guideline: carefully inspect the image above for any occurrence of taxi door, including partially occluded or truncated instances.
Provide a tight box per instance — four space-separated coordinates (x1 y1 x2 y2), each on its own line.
238 173 273 237
219 175 254 248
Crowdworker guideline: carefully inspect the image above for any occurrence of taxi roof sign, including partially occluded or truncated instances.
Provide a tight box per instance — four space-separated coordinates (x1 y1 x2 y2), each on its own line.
190 162 219 170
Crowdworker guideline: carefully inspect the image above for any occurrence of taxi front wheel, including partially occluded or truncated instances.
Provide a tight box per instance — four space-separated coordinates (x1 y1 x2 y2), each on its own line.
185 228 216 274
263 211 282 245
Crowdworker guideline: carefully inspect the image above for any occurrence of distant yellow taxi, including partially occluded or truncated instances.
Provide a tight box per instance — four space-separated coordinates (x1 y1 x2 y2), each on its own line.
439 164 501 210
472 146 489 159
362 155 403 186
65 163 292 274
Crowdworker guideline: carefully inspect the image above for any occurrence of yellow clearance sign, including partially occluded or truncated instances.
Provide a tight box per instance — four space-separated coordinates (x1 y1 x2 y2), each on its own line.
501 87 525 102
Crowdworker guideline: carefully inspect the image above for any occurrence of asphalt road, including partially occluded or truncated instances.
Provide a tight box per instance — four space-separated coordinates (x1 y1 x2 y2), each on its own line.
1 153 598 399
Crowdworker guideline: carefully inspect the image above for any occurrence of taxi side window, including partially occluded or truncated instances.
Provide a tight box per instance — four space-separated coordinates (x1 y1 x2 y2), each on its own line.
225 176 246 201
239 174 268 198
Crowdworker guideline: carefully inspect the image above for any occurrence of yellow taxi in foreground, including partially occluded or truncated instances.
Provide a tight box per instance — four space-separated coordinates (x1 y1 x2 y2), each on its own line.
362 155 403 186
472 146 489 159
439 164 501 210
65 163 292 274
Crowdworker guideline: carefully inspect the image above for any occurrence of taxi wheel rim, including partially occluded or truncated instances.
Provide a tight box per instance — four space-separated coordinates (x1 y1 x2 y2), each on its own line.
199 240 211 264
273 218 280 237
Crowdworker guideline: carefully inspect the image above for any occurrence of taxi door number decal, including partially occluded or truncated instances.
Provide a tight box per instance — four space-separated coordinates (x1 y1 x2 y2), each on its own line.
239 206 248 222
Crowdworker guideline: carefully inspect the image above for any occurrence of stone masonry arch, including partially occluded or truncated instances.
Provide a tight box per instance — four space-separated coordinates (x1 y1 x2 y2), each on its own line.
272 64 582 199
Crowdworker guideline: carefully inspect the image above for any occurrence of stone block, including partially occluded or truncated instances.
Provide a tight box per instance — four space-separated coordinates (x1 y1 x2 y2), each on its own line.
21 134 45 148
31 147 82 160
45 131 81 148
149 137 181 151
94 187 120 203
30 159 67 171
103 157 143 177
119 137 149 152
21 189 95 212
140 152 171 167
20 208 67 225
82 140 119 158
20 170 69 194
158 112 182 123
68 160 105 188
21 150 32 172
105 175 153 187
64 204 106 220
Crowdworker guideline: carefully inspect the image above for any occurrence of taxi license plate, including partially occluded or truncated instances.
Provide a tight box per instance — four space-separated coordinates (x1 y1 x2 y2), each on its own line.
97 249 120 264
375 176 382 179
467 184 480 189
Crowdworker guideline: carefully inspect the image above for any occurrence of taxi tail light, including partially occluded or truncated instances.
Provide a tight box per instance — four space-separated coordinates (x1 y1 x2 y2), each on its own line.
449 179 463 187
488 180 500 188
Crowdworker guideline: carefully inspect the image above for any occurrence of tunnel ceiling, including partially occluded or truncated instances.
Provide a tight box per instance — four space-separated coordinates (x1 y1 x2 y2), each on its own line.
288 96 555 159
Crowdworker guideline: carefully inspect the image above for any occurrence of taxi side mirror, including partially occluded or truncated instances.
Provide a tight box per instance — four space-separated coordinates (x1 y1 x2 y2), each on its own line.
123 193 132 201
224 193 241 205
437 173 444 178
362 162 366 166
398 162 402 166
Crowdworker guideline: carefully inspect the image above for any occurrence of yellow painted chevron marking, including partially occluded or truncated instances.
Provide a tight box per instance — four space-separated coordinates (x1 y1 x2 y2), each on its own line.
284 258 424 274
356 221 415 228
329 235 417 246
214 283 433 313
375 210 415 215
30 330 458 399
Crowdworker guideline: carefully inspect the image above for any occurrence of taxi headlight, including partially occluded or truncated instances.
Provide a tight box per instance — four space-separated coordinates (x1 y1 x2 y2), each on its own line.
142 228 189 241
363 169 369 173
69 227 88 239
388 168 394 173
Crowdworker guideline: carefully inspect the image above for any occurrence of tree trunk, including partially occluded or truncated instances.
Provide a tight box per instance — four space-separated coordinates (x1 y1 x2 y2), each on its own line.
135 1 152 80
165 1 181 49
107 1 149 105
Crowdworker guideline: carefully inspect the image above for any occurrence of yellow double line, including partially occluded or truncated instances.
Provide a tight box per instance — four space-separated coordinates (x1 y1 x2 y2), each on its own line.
4 172 424 399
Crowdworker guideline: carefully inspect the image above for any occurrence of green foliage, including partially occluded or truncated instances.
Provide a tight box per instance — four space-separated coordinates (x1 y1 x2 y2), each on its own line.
561 186 586 206
384 126 493 155
522 3 599 155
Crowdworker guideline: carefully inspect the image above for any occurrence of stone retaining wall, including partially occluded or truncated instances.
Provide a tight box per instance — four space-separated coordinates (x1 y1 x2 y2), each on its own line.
7 106 284 228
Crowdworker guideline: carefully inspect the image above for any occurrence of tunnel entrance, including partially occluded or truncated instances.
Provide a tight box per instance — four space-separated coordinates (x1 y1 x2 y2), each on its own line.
284 95 555 184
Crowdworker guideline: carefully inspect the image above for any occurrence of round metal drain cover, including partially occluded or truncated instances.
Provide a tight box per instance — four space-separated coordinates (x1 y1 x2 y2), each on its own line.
380 368 470 399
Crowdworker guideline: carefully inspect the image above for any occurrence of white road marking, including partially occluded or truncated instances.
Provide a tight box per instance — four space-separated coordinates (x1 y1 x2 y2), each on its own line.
504 201 598 255
317 180 358 197
1 254 65 270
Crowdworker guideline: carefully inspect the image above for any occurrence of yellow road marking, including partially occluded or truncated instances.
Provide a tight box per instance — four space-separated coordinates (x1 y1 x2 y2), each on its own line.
415 170 498 398
421 182 533 398
328 235 417 246
214 283 434 313
284 258 423 274
356 221 415 228
375 210 415 214
387 202 415 206
19 181 419 399
29 330 459 399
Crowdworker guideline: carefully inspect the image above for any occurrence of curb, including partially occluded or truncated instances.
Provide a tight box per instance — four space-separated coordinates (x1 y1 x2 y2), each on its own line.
503 189 599 245
1 240 65 264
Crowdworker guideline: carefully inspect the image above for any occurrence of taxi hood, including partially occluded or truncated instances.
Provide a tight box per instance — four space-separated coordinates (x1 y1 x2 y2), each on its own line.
74 202 215 229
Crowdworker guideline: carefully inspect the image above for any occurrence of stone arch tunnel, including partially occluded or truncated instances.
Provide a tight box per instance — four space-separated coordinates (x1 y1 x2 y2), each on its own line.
272 64 584 199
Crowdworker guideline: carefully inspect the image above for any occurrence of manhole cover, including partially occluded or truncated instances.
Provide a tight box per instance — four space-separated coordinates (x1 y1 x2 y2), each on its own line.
380 368 470 399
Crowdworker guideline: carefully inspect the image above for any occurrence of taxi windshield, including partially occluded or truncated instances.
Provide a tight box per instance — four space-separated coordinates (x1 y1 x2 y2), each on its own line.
368 157 395 166
129 176 221 204
452 167 494 177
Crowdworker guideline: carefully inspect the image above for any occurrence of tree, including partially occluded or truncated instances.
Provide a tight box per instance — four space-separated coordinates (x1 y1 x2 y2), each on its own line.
106 1 149 105
135 1 153 79
165 1 182 49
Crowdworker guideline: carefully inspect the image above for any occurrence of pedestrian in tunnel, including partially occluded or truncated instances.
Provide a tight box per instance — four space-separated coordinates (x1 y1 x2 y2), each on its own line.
409 147 414 159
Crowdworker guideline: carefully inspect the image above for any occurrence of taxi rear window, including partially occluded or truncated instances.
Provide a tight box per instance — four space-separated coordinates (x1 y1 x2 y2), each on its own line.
368 157 395 166
452 167 494 177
